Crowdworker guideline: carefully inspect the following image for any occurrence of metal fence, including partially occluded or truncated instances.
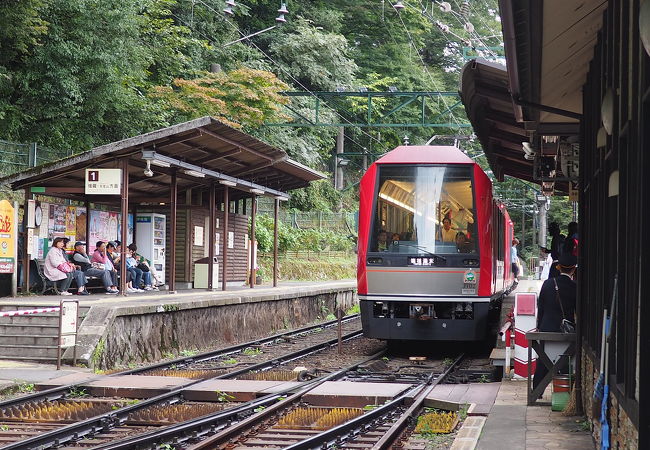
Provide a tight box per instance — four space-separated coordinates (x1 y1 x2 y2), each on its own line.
256 203 358 233
0 140 72 177
259 250 354 260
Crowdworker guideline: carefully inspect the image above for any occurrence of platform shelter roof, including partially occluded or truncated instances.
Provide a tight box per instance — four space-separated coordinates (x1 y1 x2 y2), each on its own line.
0 116 325 203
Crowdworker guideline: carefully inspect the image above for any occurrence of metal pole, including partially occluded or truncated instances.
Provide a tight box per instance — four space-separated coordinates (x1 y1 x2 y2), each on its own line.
222 186 229 291
169 170 178 294
84 199 90 256
57 299 62 370
249 195 257 288
119 159 129 296
335 127 344 190
273 198 279 287
23 190 31 294
208 183 216 291
12 201 18 297
538 200 548 249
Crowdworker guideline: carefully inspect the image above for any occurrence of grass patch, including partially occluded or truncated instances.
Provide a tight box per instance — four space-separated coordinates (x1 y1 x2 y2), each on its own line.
258 256 355 282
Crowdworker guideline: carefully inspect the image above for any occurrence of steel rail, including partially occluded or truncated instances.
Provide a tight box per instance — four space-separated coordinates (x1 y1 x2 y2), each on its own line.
0 314 360 410
283 353 465 450
89 350 387 450
370 353 466 449
1 329 365 449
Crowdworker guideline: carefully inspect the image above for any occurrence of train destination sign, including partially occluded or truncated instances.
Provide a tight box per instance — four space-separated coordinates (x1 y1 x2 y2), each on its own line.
408 257 438 266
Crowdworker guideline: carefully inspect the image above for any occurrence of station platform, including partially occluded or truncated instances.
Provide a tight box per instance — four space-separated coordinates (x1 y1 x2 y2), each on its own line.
472 379 595 450
0 281 356 369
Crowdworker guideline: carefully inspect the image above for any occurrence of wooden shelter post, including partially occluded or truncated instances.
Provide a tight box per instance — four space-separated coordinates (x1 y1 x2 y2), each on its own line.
249 194 257 288
169 170 177 294
84 199 90 255
221 186 229 291
119 159 129 296
208 182 216 290
273 198 279 287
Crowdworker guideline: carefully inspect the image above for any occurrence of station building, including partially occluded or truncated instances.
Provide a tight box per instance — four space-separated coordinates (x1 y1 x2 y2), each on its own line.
460 1 648 446
0 116 324 294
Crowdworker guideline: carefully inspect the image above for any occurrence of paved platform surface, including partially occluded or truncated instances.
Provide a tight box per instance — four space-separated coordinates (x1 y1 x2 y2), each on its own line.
477 380 594 449
0 359 91 394
0 280 356 308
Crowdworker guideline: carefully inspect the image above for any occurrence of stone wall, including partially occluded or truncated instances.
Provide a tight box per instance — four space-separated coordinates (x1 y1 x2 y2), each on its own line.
71 284 356 369
581 351 639 449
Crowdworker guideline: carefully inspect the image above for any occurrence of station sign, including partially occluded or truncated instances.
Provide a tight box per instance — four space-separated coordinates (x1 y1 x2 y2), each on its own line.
59 300 78 348
0 200 15 274
85 169 122 195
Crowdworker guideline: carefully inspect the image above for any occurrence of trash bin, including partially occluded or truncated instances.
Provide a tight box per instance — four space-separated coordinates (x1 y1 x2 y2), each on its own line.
194 257 219 289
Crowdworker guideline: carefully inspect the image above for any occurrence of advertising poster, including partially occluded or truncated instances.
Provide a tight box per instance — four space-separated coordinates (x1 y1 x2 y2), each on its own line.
89 210 109 245
108 212 119 242
116 214 134 245
65 206 76 245
39 203 50 238
0 200 15 274
52 205 66 237
76 207 87 243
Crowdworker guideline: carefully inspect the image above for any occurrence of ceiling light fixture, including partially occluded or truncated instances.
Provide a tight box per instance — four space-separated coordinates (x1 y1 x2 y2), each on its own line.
250 188 265 195
184 169 206 178
219 180 237 187
150 160 171 168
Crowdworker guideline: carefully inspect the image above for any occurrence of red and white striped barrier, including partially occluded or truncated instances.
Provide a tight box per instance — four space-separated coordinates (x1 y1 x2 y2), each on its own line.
0 307 61 317
513 292 537 379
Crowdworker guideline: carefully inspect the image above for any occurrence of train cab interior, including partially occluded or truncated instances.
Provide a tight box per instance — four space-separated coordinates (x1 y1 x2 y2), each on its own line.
370 165 478 259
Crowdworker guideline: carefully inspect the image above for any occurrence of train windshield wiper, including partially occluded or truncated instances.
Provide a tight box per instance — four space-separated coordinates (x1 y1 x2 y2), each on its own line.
396 243 447 262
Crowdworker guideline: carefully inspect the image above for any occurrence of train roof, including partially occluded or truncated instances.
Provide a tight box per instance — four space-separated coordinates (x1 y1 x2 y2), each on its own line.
375 145 475 165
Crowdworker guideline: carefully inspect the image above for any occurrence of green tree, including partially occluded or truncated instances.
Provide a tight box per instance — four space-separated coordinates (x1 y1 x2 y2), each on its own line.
150 68 289 127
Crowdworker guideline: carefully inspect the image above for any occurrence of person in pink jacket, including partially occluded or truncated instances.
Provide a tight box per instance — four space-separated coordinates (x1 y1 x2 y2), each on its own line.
44 237 88 295
91 241 118 292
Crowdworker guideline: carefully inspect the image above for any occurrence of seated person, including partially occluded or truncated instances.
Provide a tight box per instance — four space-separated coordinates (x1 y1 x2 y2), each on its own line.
44 237 89 296
376 230 388 251
128 243 160 289
124 248 145 293
455 232 473 253
391 233 400 242
71 241 118 294
439 218 456 242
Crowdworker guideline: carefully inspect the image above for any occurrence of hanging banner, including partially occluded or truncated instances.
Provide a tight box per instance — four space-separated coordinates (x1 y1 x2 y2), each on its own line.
0 200 16 273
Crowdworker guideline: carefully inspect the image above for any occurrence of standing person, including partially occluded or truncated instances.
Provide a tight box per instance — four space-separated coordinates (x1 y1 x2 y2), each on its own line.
532 253 577 391
72 242 118 294
548 222 566 279
440 217 456 242
511 238 520 282
539 247 553 281
563 221 579 257
44 237 88 296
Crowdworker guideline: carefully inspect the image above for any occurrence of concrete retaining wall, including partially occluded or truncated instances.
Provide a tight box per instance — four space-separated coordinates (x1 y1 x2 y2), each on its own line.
68 283 356 370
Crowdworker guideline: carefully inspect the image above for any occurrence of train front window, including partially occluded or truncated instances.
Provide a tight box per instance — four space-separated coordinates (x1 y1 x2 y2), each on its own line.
370 165 477 255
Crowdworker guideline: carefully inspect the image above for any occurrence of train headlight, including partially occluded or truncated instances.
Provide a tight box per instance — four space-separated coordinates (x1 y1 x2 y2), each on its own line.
367 257 383 265
463 259 479 267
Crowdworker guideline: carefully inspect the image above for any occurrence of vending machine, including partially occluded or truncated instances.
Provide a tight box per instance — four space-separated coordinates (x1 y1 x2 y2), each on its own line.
135 213 166 285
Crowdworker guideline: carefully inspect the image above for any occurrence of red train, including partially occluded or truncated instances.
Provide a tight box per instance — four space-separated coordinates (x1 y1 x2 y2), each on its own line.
357 145 515 341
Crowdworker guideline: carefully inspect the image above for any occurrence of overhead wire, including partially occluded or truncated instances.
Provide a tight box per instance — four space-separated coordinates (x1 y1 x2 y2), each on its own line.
191 0 390 154
385 0 466 129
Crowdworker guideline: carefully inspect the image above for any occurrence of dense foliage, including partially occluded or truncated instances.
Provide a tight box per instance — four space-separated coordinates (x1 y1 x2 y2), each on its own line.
0 0 501 212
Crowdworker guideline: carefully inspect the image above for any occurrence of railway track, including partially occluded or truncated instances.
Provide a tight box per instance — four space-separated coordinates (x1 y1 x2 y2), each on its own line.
182 354 465 450
0 315 376 449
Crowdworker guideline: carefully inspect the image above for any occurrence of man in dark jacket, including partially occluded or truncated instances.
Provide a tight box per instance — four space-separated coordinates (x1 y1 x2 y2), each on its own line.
547 222 566 278
532 253 577 390
71 241 117 294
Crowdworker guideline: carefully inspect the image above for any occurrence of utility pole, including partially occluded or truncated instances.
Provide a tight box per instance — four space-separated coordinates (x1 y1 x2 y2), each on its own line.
335 127 344 190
